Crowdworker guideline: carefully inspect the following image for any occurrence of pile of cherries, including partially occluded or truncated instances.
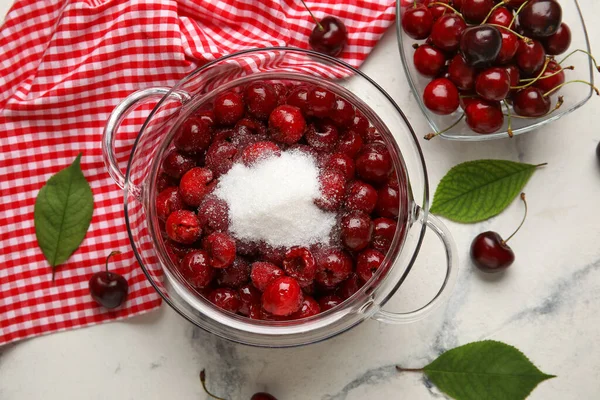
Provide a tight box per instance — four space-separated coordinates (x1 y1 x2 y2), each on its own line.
401 0 596 137
156 79 404 321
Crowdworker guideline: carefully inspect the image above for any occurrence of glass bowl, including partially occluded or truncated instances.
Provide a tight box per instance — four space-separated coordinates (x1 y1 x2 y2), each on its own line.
396 0 595 141
102 48 458 347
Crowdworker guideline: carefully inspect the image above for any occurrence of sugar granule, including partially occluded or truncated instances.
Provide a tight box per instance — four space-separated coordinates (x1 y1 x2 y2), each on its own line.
214 151 336 248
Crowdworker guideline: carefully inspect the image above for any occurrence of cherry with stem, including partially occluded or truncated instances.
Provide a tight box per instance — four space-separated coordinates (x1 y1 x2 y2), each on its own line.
300 0 323 31
480 0 510 25
510 58 551 90
488 23 532 44
508 0 529 29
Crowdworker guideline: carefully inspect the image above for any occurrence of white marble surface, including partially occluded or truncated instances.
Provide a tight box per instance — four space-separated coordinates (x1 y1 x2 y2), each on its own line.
2 1 600 399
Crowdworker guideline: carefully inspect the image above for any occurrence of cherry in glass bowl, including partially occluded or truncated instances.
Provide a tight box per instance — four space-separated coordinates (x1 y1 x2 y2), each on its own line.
396 0 595 141
102 48 458 347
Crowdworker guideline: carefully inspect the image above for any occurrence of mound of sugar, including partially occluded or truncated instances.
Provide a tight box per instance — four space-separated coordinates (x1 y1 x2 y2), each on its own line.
213 151 336 248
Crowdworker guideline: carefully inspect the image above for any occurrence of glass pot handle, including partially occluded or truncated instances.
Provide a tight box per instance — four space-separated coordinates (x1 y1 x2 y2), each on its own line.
101 87 172 189
371 212 459 324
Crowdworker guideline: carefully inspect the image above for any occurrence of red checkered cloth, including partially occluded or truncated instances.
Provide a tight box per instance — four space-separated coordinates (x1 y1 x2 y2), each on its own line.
0 0 395 346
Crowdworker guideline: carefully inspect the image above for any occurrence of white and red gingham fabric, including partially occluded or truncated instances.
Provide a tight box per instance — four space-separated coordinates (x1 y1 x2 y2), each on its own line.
0 0 395 346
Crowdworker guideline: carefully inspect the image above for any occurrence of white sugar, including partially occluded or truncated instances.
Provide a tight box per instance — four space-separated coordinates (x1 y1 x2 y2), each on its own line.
214 150 336 248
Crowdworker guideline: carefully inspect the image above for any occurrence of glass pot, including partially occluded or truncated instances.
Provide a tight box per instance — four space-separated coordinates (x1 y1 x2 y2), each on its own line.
102 48 458 348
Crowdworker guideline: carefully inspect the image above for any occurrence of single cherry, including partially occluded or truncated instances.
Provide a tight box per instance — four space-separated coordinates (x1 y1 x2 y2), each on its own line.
464 99 504 134
166 210 202 244
470 193 528 272
534 60 566 94
516 40 546 76
180 250 215 289
245 82 278 120
89 251 128 309
459 25 503 67
268 105 306 144
496 30 519 64
413 44 447 77
423 78 460 115
262 276 304 316
518 0 562 38
307 9 347 57
542 22 571 55
402 4 434 40
488 7 513 27
430 14 467 52
448 55 477 91
283 246 316 287
512 87 551 117
213 91 245 126
475 67 510 101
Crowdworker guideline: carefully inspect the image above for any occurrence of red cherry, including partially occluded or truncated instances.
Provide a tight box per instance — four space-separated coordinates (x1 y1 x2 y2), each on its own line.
413 45 447 77
424 0 451 21
208 288 241 313
283 246 316 287
197 196 229 234
162 150 196 180
336 130 363 158
348 112 370 138
340 210 373 252
542 22 571 55
251 393 278 400
471 231 515 271
89 252 128 309
202 232 236 269
309 16 347 57
375 182 400 218
250 262 285 292
241 141 281 166
475 68 511 101
314 247 353 288
460 0 495 24
262 277 303 316
315 169 347 211
329 97 356 128
459 25 503 67
235 117 268 136
402 5 434 40
534 60 565 94
488 6 513 27
513 87 551 117
325 153 355 181
173 116 213 155
518 0 562 38
268 105 306 145
245 82 278 120
290 296 321 319
156 187 184 222
516 40 546 76
178 167 214 208
306 120 339 152
448 54 477 91
430 14 467 52
213 91 245 126
238 284 261 316
372 217 397 253
336 273 363 300
344 180 378 213
356 249 385 283
216 257 250 289
464 99 504 134
496 30 519 64
285 85 311 114
423 78 460 115
307 87 336 118
166 210 201 244
505 64 521 89
205 140 238 177
179 250 214 289
355 143 393 184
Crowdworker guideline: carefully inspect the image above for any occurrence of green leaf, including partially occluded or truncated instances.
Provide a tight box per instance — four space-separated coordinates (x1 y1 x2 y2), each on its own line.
430 160 544 223
34 154 94 272
423 340 555 400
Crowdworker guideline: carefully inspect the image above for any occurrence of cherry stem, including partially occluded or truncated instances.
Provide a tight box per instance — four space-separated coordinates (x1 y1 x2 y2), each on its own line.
558 49 600 73
519 65 574 82
502 100 514 138
396 366 425 373
481 0 510 25
508 0 529 29
502 193 528 244
424 113 465 140
427 2 463 18
413 0 417 7
300 0 324 31
105 251 121 276
488 24 532 44
543 79 600 98
506 96 564 118
511 58 551 89
200 370 228 400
